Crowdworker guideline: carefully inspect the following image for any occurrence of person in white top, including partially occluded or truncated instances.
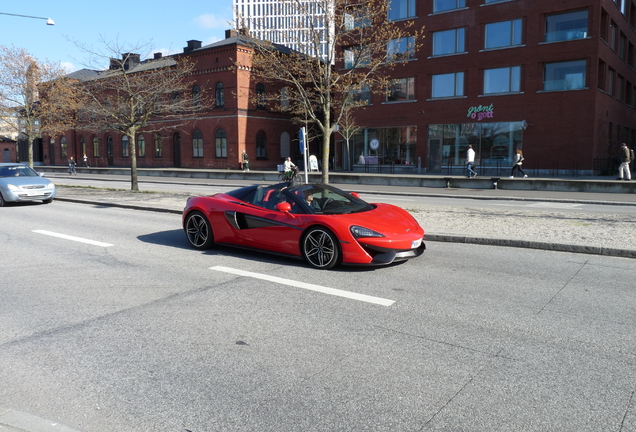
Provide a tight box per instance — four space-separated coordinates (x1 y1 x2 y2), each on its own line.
466 145 477 178
283 157 296 180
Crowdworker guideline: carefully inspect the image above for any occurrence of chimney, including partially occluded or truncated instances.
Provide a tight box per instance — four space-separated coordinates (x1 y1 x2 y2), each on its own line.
153 52 163 59
122 53 141 70
184 40 202 53
225 29 237 39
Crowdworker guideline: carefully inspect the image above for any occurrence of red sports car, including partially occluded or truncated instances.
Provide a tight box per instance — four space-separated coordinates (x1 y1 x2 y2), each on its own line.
182 182 425 269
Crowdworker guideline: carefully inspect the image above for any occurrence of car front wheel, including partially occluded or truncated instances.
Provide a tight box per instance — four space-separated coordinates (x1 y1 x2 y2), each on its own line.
0 193 4 207
185 211 214 249
302 227 340 269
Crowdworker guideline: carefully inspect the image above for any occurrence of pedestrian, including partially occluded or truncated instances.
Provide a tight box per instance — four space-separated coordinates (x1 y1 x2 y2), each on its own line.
509 149 528 178
68 156 76 175
242 150 249 172
83 153 89 167
617 142 632 180
466 144 477 178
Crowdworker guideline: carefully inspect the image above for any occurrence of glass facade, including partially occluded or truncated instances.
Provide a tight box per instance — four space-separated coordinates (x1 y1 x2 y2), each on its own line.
427 122 524 173
352 126 417 166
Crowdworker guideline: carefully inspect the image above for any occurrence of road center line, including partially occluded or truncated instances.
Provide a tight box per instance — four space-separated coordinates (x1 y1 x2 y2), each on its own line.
33 230 113 247
210 266 395 307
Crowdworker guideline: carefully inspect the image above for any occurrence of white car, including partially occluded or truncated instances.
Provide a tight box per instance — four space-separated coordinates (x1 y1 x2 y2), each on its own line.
0 163 56 206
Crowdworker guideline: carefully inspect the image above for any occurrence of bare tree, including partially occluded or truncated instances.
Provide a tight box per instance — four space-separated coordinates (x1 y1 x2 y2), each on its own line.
0 45 81 167
237 0 423 183
71 38 209 191
337 103 362 171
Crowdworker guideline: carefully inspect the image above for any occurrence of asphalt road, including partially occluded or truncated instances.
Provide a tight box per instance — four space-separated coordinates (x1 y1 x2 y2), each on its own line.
1 200 636 431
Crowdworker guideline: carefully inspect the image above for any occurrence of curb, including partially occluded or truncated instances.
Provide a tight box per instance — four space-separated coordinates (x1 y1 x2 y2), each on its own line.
0 407 81 432
55 197 636 260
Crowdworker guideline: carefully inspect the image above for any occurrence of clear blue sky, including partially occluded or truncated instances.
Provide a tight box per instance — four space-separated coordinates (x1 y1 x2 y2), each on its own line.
1 0 233 72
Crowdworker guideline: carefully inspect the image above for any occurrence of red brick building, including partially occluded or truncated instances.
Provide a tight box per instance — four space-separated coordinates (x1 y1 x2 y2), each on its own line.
336 0 636 175
46 33 297 171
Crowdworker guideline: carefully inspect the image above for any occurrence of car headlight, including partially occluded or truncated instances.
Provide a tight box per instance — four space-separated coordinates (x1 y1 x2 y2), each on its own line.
350 225 385 238
47 182 55 189
7 184 20 191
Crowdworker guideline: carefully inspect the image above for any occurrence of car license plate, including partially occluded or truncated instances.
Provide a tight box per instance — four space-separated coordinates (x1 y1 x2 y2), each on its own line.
411 238 422 248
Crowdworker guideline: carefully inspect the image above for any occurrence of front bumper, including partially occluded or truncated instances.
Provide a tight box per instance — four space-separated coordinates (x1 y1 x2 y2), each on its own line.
2 187 56 203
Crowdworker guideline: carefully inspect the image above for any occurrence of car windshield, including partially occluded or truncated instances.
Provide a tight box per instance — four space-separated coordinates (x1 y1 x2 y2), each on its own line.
0 165 39 177
286 184 374 214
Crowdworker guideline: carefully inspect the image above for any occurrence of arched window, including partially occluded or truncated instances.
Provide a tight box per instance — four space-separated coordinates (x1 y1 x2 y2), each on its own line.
80 137 86 156
138 134 146 158
93 137 99 157
280 87 290 110
192 129 203 158
256 130 267 158
256 83 266 109
215 128 227 158
280 132 291 158
215 82 224 108
192 85 201 107
61 137 67 158
122 136 130 157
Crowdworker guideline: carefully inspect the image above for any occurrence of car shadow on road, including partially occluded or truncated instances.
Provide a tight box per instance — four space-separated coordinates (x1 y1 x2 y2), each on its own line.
137 229 193 249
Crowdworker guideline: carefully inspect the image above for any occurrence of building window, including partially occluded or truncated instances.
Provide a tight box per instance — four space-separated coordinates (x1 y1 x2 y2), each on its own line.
545 10 588 43
432 28 466 56
122 136 130 157
215 82 224 108
345 5 372 29
215 128 227 158
598 60 606 91
192 85 201 107
433 0 465 13
256 83 266 109
155 134 162 158
432 72 464 98
92 137 99 157
280 87 290 110
388 0 415 21
485 19 522 49
484 66 521 94
256 130 267 158
386 77 415 102
543 60 586 91
344 45 370 69
138 135 145 158
350 84 371 105
192 129 203 158
609 67 616 96
387 37 416 62
61 137 67 158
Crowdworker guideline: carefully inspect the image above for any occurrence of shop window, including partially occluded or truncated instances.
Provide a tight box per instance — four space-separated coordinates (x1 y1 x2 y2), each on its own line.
432 72 464 98
138 134 146 158
386 77 415 102
155 134 163 158
215 82 224 108
215 128 227 158
545 10 588 43
388 0 415 21
192 129 203 158
352 126 417 166
484 66 521 94
387 36 416 62
543 60 586 91
485 19 522 49
122 136 130 158
256 130 267 159
432 28 466 56
433 0 465 13
93 137 99 157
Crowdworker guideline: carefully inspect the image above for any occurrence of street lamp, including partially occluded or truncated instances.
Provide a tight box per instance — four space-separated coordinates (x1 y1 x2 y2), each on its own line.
0 12 55 25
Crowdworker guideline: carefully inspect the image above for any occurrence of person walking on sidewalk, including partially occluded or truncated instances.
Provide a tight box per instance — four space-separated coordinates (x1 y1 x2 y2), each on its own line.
617 143 632 180
466 144 477 178
242 150 249 172
509 148 528 178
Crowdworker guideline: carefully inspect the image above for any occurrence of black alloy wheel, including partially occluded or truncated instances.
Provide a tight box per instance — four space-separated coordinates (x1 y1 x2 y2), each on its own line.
185 211 214 249
302 227 340 269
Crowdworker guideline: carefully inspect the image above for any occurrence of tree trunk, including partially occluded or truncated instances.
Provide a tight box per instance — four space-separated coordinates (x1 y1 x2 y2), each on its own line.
130 134 139 191
27 136 34 168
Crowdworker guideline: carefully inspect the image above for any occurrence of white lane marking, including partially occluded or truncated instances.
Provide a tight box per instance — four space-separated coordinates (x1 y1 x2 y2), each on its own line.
33 230 113 247
210 266 395 307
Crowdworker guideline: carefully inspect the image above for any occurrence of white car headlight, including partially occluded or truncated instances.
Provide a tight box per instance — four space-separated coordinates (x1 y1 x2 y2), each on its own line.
47 182 55 189
350 225 385 238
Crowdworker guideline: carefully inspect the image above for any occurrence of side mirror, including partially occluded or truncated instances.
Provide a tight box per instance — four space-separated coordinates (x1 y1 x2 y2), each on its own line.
275 202 296 218
350 192 361 199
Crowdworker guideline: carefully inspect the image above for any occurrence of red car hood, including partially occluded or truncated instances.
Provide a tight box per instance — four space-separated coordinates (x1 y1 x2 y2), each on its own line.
328 203 422 235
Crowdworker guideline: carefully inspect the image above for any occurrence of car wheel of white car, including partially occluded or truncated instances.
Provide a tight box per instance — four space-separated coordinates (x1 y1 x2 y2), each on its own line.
0 192 5 207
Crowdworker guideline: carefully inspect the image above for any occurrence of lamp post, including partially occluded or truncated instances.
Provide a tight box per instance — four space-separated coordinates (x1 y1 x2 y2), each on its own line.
0 12 54 25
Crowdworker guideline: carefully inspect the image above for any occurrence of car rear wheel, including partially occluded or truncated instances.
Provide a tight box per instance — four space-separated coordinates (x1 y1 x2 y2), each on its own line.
302 227 340 269
185 211 214 249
